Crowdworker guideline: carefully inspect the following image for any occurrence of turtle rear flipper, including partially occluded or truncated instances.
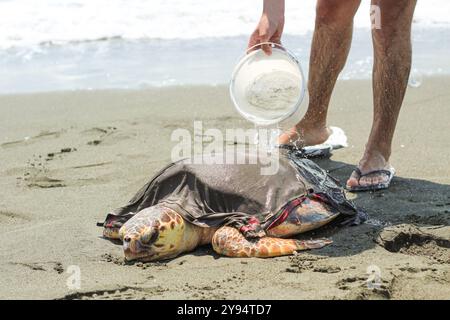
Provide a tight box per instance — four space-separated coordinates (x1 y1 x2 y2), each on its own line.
212 226 332 258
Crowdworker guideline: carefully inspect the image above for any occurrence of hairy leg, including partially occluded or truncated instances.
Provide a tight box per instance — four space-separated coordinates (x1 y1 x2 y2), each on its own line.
278 0 361 146
347 0 417 188
212 226 331 258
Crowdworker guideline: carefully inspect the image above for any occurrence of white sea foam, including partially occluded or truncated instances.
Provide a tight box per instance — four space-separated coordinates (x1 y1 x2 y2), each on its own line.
0 0 449 49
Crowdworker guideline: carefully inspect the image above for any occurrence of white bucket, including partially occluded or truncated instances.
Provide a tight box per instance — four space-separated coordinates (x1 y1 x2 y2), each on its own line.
230 43 306 126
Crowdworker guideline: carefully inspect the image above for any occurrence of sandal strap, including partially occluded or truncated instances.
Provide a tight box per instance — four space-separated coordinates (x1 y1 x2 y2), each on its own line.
354 167 362 176
352 167 393 185
358 169 393 178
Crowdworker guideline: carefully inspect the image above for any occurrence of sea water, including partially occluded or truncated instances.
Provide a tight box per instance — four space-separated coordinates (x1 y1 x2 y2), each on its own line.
0 0 449 94
253 124 283 152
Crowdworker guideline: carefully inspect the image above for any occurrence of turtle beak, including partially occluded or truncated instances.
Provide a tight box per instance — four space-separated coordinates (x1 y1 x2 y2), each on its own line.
123 235 131 250
122 234 156 261
123 235 143 254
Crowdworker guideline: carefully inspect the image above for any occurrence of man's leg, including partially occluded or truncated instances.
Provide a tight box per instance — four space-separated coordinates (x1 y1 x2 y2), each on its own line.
347 0 417 188
278 0 361 146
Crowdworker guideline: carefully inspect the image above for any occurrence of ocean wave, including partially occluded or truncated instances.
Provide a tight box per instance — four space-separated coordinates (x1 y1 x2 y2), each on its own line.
0 30 448 94
1 0 449 50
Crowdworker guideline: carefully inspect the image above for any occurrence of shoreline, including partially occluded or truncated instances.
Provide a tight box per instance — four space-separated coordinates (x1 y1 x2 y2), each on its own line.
1 26 449 94
0 74 437 98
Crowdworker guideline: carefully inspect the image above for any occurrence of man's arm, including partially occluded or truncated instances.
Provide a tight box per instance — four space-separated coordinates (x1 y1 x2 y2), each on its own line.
247 0 285 55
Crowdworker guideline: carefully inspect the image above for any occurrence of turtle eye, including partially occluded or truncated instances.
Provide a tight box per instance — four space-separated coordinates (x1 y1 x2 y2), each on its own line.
140 228 159 245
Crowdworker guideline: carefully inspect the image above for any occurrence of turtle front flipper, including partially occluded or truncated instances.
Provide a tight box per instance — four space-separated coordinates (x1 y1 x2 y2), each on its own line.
212 226 332 258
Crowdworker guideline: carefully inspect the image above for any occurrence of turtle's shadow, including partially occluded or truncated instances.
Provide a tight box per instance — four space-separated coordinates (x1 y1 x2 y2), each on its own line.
295 157 450 258
170 157 450 260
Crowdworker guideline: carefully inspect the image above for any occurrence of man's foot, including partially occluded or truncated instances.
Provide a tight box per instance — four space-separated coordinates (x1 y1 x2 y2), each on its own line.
277 124 332 147
346 152 394 189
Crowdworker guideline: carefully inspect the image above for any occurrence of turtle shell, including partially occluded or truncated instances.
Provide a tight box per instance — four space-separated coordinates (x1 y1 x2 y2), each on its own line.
101 150 363 236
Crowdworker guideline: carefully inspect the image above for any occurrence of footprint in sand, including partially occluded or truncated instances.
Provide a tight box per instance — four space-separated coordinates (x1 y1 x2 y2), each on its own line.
1 130 65 149
0 210 30 224
375 224 450 264
336 275 393 299
285 253 342 274
58 286 167 300
82 126 134 146
9 261 65 274
100 253 167 269
21 154 66 188
405 213 450 227
45 147 77 162
20 148 113 188
26 176 66 189
82 127 115 146
182 278 245 300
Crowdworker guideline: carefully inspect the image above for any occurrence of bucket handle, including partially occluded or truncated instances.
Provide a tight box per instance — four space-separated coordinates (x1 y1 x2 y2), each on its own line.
246 41 286 55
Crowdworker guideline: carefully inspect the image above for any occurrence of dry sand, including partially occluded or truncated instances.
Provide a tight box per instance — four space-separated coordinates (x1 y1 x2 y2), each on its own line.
0 78 449 300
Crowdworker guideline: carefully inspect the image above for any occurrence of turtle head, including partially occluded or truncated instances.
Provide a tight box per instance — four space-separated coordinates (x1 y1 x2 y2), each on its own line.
119 206 186 262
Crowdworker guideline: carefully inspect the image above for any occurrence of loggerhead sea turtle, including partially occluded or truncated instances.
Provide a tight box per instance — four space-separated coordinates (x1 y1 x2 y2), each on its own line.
99 150 364 261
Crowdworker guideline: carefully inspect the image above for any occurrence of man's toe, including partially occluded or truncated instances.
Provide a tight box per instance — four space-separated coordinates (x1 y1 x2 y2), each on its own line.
359 173 388 187
346 170 390 188
358 176 371 187
346 171 360 188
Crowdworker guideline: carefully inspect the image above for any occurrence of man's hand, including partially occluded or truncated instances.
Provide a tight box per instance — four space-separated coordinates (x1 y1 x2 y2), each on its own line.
247 0 285 55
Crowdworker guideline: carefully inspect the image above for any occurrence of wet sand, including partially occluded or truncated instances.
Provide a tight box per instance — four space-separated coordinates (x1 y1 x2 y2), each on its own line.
0 78 449 299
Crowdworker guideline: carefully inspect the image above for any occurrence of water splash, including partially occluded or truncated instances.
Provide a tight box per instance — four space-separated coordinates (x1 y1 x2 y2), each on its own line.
408 68 423 88
364 218 392 227
253 124 283 152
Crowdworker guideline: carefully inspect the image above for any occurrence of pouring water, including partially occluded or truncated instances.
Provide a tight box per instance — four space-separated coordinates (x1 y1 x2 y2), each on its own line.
230 42 307 134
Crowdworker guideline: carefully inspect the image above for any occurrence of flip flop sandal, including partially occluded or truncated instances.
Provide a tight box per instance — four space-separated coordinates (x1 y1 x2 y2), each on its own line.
276 126 348 158
346 167 396 192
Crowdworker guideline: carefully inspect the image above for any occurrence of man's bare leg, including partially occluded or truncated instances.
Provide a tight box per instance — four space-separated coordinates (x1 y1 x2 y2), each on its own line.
346 0 417 188
278 0 361 146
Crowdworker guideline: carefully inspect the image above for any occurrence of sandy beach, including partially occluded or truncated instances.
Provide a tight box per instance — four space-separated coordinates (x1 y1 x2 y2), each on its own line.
0 77 449 300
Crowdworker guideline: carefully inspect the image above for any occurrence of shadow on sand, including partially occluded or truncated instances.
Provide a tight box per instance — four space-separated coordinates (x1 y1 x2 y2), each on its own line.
104 157 450 262
178 157 450 261
297 158 450 258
